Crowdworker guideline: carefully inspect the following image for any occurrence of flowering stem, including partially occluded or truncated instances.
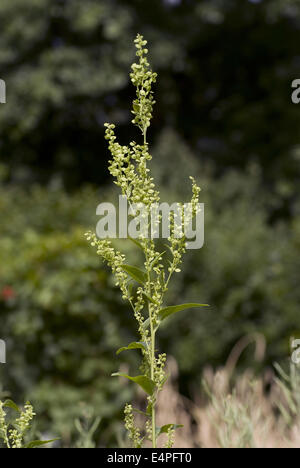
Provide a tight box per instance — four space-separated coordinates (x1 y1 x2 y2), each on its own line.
86 34 204 449
150 315 156 448
145 242 157 448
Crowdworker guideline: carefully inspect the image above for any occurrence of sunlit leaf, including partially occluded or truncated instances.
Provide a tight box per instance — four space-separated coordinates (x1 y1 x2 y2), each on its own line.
159 303 209 321
111 372 155 395
143 303 209 329
116 342 147 355
24 439 59 449
156 424 184 437
121 264 147 284
3 400 20 413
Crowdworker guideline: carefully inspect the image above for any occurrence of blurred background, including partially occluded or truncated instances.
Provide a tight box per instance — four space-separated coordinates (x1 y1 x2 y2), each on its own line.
0 0 299 447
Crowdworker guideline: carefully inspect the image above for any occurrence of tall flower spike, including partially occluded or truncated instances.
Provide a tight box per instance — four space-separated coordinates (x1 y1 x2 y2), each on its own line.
87 34 205 449
130 34 158 139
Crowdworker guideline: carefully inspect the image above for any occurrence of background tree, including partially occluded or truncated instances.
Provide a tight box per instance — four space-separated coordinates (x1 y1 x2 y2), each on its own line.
0 0 300 447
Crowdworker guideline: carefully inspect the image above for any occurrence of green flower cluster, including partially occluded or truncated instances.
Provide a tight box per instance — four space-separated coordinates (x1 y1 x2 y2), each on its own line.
0 401 35 448
9 403 35 449
104 124 160 207
85 233 129 299
0 399 56 449
130 34 158 138
124 404 143 448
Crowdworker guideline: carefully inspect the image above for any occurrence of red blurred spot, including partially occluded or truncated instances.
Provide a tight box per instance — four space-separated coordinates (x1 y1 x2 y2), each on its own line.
1 286 15 300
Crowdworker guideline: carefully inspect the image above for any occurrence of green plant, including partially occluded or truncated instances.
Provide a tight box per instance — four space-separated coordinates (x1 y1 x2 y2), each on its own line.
86 34 208 448
74 407 101 449
0 399 56 448
202 382 256 448
274 362 300 426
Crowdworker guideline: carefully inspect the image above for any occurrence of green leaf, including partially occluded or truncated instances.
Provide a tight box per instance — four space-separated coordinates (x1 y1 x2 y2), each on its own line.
111 373 155 395
160 373 170 388
159 303 209 322
132 408 150 418
121 264 147 285
128 236 144 251
150 251 166 268
116 342 147 355
156 424 184 437
142 317 150 329
25 439 59 449
142 303 209 329
146 403 152 416
142 293 158 305
3 400 20 413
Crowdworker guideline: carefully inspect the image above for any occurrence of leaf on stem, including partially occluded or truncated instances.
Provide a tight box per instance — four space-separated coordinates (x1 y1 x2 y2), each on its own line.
3 400 20 413
150 251 166 268
128 237 144 251
121 264 147 285
143 303 209 329
24 439 59 449
142 293 158 305
159 303 209 321
116 342 147 355
132 408 151 418
111 373 156 395
156 424 184 437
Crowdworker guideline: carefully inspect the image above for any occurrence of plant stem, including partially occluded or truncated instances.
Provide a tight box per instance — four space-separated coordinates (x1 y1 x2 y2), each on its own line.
150 325 156 448
146 255 157 448
143 121 156 448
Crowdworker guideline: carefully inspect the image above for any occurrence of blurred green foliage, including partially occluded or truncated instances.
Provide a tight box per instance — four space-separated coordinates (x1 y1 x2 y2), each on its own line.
0 180 139 446
0 0 300 204
1 130 299 444
0 0 300 447
152 131 300 385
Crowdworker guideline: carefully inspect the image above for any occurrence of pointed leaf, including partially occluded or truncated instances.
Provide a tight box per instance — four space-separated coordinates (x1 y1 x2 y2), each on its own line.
132 408 151 418
142 317 150 329
157 424 184 437
146 403 152 416
3 400 20 413
150 251 166 268
25 439 59 449
112 373 155 395
116 342 147 355
142 303 209 329
121 264 147 285
142 293 158 305
159 303 209 322
128 237 144 251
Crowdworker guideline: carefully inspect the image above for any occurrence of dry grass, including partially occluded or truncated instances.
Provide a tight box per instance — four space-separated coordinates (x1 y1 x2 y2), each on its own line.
154 356 300 448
